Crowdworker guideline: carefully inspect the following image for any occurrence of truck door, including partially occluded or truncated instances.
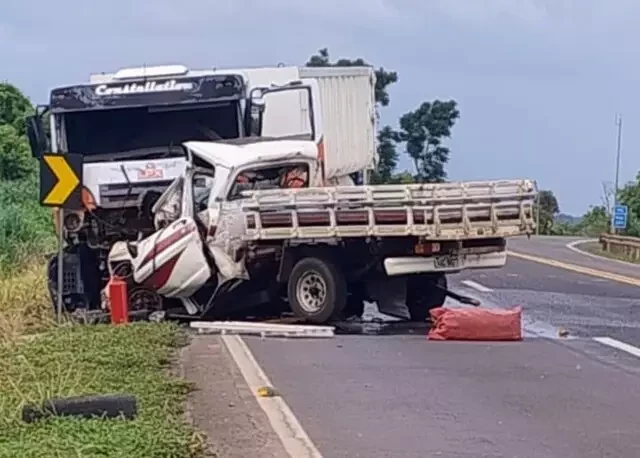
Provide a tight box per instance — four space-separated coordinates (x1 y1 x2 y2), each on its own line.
247 78 323 146
132 168 213 297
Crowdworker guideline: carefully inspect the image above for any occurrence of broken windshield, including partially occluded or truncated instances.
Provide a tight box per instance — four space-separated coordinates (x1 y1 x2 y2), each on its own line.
63 102 241 160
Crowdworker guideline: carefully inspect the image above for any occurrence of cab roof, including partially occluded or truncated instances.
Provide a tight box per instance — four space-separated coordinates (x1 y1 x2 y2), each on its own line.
184 139 318 170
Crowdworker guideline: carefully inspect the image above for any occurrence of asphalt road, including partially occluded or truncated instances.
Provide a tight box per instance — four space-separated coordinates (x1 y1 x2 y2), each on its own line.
238 236 640 457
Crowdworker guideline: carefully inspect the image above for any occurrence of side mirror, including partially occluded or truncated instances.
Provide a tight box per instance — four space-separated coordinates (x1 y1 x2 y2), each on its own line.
25 114 48 158
244 88 266 137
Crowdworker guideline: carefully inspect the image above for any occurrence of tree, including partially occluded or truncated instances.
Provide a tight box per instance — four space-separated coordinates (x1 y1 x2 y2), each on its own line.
0 124 35 180
306 48 398 110
306 49 399 183
0 83 34 135
617 172 640 236
397 100 459 183
576 205 609 237
536 189 560 235
371 126 400 184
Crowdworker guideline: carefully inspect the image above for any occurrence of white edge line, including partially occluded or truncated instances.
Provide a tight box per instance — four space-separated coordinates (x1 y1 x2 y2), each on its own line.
593 336 640 358
221 335 323 458
461 279 493 293
566 239 640 267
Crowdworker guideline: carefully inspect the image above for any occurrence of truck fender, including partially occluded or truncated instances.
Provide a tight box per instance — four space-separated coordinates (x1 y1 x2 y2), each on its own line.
107 241 133 276
276 244 342 283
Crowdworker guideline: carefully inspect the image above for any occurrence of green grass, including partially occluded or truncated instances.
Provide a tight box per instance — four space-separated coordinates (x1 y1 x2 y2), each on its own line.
0 177 58 339
0 323 206 458
577 241 640 264
0 176 207 457
0 177 56 276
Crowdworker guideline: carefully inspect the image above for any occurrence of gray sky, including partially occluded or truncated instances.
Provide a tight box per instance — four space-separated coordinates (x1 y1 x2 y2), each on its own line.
2 0 638 215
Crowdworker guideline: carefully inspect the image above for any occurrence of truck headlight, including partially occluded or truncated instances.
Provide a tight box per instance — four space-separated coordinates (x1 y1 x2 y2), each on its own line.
64 211 84 232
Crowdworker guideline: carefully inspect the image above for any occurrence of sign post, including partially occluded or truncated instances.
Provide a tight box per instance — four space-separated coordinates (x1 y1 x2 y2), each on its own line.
39 153 83 322
612 204 628 232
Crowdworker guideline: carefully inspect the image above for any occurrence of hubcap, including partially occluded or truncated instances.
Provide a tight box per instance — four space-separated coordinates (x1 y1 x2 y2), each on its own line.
296 271 327 313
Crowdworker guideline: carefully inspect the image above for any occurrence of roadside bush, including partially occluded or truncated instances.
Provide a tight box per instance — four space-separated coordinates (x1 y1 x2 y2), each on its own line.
0 176 55 275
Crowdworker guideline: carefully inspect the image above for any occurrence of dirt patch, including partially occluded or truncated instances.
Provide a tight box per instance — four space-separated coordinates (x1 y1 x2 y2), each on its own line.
180 333 288 458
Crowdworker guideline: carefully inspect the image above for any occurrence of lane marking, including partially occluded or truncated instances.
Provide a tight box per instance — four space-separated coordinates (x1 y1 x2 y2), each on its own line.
566 239 640 267
593 336 640 359
461 279 493 292
507 250 640 287
221 335 323 458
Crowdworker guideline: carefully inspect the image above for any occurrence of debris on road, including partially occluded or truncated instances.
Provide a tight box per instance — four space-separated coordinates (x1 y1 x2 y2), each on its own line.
558 327 570 338
257 386 279 398
190 321 335 338
427 306 523 341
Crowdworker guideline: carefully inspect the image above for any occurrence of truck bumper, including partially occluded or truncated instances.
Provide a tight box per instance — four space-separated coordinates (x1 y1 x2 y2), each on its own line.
383 250 507 276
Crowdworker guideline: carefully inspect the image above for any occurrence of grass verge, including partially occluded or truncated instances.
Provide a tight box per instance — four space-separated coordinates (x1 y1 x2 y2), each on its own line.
0 260 53 343
577 241 640 264
0 323 206 458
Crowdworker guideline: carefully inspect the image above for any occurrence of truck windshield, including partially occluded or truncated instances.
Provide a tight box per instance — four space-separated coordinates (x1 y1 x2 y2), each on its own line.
63 102 240 159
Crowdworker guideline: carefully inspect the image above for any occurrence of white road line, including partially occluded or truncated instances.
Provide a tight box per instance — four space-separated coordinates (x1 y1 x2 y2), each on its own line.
566 239 640 267
461 279 494 293
221 335 323 458
593 336 640 358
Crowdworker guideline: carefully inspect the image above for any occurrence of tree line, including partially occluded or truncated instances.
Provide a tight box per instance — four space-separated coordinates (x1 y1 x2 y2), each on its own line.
535 177 640 237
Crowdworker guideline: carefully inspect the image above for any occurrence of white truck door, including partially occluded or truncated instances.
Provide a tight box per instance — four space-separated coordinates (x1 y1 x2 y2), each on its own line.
255 79 326 181
256 79 323 144
132 168 213 297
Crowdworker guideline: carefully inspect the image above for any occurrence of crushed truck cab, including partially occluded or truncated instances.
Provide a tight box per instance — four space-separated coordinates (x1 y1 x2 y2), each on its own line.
106 139 537 324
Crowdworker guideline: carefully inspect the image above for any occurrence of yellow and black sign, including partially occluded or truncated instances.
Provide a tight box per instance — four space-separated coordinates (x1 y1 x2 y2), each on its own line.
39 153 83 209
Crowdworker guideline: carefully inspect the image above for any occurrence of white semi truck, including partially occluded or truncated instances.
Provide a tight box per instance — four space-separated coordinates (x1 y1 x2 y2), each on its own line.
25 63 377 314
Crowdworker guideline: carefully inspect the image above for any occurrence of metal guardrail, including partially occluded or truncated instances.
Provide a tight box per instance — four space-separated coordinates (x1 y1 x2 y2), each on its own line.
599 233 640 261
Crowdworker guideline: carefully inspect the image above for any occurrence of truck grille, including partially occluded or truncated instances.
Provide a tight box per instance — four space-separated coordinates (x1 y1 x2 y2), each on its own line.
98 180 173 208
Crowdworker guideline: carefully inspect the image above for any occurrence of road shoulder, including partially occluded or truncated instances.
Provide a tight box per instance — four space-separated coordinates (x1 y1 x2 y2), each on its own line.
180 334 289 458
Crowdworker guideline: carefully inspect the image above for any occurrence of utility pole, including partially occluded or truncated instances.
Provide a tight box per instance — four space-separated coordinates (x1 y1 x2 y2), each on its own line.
535 193 540 236
612 114 623 233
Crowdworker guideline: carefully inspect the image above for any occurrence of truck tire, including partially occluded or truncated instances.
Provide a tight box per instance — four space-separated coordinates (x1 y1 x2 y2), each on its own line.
287 257 347 324
406 273 447 322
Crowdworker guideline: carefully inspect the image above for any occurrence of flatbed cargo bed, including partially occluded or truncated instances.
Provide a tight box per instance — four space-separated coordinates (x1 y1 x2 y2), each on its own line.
240 179 537 240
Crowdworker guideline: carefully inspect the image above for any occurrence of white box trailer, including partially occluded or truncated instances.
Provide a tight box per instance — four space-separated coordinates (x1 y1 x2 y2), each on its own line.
89 64 377 181
298 66 377 181
238 66 377 181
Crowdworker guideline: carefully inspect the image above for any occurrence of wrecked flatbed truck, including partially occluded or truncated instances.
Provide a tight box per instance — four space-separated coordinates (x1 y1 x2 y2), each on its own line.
105 140 537 324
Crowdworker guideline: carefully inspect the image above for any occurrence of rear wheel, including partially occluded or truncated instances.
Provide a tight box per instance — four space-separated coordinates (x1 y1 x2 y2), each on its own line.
287 257 347 324
406 273 447 322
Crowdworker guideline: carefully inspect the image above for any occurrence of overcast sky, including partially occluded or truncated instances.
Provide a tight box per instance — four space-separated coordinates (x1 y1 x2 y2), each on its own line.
2 0 638 215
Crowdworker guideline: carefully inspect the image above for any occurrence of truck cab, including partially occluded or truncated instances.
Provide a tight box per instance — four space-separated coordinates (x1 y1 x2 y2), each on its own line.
25 63 325 313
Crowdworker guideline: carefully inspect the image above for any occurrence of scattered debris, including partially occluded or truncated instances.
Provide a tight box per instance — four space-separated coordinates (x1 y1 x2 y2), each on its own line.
256 386 279 398
190 321 335 338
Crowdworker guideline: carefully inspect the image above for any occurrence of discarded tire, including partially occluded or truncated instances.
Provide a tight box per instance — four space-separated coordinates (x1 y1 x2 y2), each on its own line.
427 306 523 341
22 394 138 423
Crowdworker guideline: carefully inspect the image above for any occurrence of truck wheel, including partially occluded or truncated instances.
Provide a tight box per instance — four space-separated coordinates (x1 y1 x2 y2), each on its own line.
288 257 347 324
406 273 447 322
